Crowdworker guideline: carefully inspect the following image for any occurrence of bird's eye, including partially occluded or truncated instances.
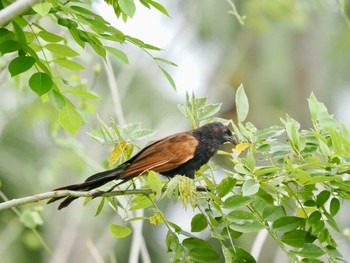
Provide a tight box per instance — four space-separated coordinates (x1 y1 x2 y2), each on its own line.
224 128 231 135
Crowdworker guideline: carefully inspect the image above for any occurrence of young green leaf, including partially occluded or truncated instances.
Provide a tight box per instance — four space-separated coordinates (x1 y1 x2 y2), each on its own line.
59 103 83 135
160 67 176 91
95 197 105 216
235 84 249 122
20 209 43 229
191 213 208 232
110 224 132 238
147 0 171 17
198 103 222 120
242 179 260 196
53 58 85 70
8 56 35 76
49 89 66 110
45 44 79 57
32 2 52 16
147 171 162 200
38 30 64 42
105 46 129 64
29 72 53 95
118 0 136 18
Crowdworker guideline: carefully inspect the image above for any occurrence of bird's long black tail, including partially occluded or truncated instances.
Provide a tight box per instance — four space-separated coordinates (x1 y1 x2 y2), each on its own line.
48 165 127 210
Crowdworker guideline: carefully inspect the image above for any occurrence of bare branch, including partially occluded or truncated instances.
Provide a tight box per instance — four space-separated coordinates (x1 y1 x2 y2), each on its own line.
0 0 41 26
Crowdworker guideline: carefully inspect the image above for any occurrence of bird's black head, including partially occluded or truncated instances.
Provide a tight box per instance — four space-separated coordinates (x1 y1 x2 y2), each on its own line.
196 122 237 145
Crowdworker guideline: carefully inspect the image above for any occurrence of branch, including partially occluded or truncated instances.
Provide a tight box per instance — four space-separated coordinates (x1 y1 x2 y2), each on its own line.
0 186 209 211
0 0 41 26
0 188 153 211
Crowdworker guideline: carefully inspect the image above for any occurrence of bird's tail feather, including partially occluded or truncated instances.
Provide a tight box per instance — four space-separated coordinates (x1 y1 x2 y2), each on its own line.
48 165 127 209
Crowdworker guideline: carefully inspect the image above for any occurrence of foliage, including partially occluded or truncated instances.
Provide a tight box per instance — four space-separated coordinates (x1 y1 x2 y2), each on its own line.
0 0 175 135
75 86 349 263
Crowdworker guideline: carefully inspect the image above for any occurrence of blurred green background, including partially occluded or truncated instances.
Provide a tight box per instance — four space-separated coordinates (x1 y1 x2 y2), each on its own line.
1 0 350 262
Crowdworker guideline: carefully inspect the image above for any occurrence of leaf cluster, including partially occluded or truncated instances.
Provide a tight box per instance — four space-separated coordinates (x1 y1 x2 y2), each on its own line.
0 0 175 134
89 86 349 263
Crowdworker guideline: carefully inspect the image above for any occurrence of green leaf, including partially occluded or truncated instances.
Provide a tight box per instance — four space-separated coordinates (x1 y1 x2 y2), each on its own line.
38 31 64 42
272 216 304 232
262 205 286 222
160 67 176 91
216 177 236 197
110 224 132 238
236 84 249 122
32 2 52 16
12 20 26 45
45 44 79 57
188 248 220 262
105 46 129 64
154 57 177 66
29 72 53 96
147 0 171 17
231 246 256 263
118 0 136 17
281 230 316 248
49 89 66 110
242 179 259 196
20 209 43 229
182 237 211 251
316 190 331 207
293 244 325 259
223 195 254 209
198 103 222 120
166 230 179 251
307 211 322 225
222 245 232 263
147 171 162 200
65 90 99 100
53 58 85 70
70 5 102 18
95 197 105 216
59 103 83 135
8 56 36 77
0 40 21 54
0 28 15 43
191 213 208 232
330 198 340 216
228 210 265 233
130 195 153 210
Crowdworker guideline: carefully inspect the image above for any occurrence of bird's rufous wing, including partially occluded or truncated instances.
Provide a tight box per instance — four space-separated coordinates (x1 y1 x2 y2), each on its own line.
119 133 198 179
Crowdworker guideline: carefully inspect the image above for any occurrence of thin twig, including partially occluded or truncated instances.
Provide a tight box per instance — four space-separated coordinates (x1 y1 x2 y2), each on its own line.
0 0 41 26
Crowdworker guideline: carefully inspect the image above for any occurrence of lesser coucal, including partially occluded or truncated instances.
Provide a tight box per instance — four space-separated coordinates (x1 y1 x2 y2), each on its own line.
48 122 237 209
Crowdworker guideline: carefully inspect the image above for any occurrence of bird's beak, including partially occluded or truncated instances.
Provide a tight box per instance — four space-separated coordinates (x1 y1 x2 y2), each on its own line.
225 135 237 145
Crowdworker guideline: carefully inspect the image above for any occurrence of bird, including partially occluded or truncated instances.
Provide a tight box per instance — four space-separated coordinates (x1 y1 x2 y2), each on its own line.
48 122 237 209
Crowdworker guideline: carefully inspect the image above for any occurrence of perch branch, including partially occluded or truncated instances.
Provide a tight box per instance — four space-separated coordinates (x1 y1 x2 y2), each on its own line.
0 186 208 211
